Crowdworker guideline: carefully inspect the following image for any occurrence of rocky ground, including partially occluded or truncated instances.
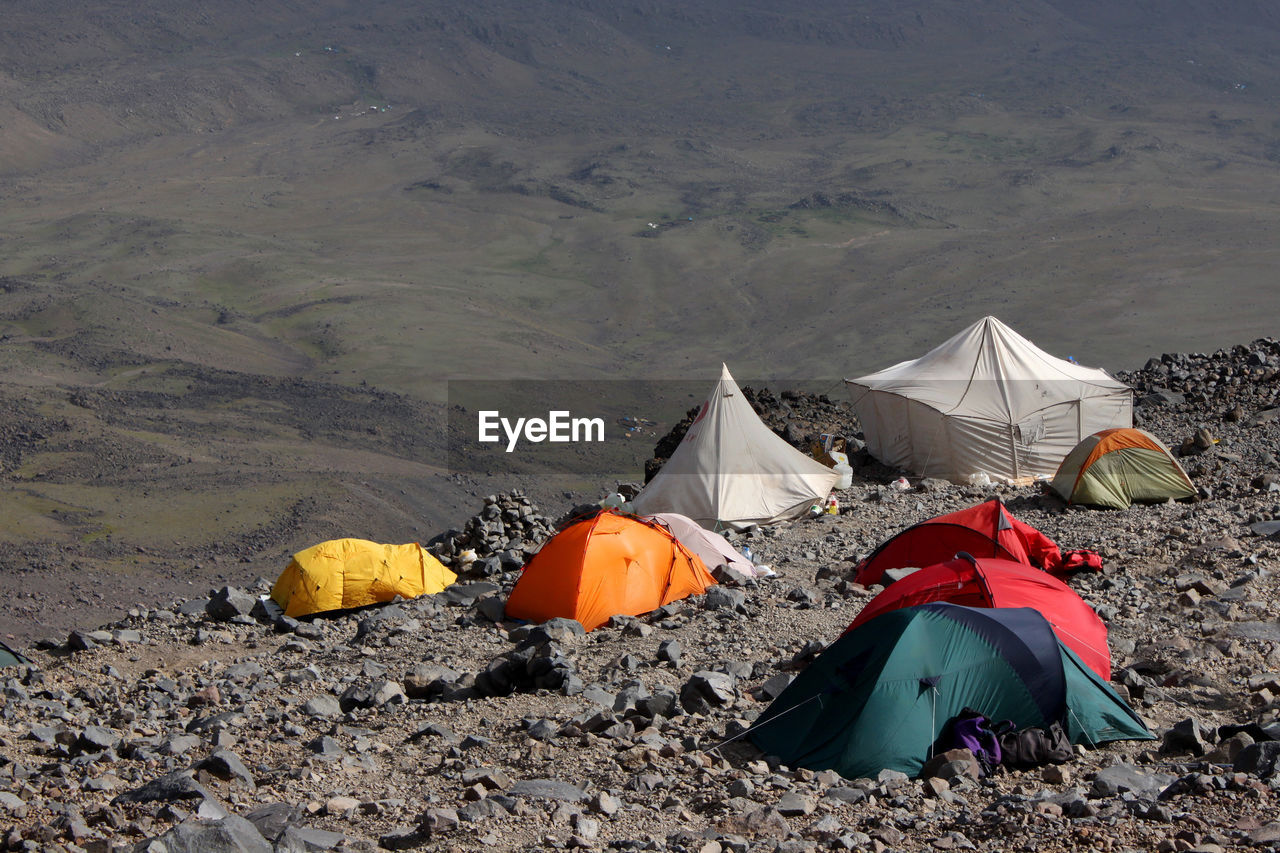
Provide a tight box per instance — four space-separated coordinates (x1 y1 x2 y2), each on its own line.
4 340 1280 852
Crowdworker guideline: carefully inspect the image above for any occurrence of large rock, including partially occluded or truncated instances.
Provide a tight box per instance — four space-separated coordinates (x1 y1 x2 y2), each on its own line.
404 663 461 699
113 771 212 805
195 750 257 790
338 679 406 711
1234 741 1280 778
206 587 258 622
1162 717 1214 756
1090 764 1176 800
704 587 747 611
302 695 342 719
679 671 737 715
74 725 121 755
920 748 980 782
716 806 792 840
132 815 272 853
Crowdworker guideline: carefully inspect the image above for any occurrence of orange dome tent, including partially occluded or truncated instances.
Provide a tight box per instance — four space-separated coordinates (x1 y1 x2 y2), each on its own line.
506 510 716 631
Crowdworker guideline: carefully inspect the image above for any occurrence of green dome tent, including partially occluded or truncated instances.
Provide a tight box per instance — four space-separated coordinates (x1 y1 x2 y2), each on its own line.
748 603 1152 779
0 640 30 669
1051 428 1195 510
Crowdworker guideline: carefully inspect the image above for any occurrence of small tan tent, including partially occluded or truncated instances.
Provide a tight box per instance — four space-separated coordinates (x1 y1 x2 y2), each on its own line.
642 512 768 580
631 365 838 530
846 317 1132 483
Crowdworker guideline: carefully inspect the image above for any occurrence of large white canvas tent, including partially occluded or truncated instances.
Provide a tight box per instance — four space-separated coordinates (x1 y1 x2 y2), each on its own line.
632 365 839 530
845 317 1132 483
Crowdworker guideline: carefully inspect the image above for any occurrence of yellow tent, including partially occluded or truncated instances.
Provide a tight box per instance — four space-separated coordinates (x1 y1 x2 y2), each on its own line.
270 538 457 617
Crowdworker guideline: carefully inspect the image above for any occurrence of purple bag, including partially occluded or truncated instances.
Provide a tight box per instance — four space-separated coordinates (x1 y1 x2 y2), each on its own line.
946 708 1002 772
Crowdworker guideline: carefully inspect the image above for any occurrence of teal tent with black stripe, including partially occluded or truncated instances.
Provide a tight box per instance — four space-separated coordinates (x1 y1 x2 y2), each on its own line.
748 603 1151 779
0 640 30 669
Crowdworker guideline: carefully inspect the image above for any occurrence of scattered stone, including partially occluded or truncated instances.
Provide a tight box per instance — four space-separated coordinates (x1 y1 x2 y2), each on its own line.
508 779 590 803
12 342 1280 852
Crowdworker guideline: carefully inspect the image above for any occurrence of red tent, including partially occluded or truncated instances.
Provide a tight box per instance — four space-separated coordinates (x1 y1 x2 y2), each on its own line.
853 498 1063 587
846 553 1110 680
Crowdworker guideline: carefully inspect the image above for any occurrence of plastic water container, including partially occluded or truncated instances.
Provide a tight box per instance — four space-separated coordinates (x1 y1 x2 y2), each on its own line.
833 463 853 489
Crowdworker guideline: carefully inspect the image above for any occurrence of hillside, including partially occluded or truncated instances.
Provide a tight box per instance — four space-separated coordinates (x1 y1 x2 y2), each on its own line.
3 0 1280 642
1 340 1280 851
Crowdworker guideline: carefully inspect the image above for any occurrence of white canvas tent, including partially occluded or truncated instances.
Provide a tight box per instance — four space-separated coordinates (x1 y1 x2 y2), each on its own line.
632 365 839 530
845 316 1133 483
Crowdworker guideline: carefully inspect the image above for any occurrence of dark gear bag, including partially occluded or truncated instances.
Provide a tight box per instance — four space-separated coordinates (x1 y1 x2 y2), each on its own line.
996 720 1074 768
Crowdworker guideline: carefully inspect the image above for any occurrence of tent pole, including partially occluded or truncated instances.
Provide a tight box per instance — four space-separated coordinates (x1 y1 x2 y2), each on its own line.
1008 424 1020 479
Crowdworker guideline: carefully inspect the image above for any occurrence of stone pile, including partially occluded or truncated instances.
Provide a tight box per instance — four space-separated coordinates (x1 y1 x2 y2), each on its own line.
427 491 555 578
644 387 860 482
1120 339 1280 414
1120 338 1280 468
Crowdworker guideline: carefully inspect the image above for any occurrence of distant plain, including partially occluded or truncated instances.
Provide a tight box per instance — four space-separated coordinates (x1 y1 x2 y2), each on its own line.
2 0 1280 639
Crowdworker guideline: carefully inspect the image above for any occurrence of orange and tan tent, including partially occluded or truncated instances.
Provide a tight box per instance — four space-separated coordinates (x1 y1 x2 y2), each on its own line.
1051 427 1195 509
271 538 457 617
505 510 716 631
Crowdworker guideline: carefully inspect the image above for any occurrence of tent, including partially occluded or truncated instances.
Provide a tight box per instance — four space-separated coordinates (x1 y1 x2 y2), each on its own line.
631 364 839 530
0 640 30 669
1052 428 1196 510
847 554 1111 680
641 512 768 580
846 316 1133 483
748 603 1152 779
853 498 1062 586
270 538 457 618
505 510 716 631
